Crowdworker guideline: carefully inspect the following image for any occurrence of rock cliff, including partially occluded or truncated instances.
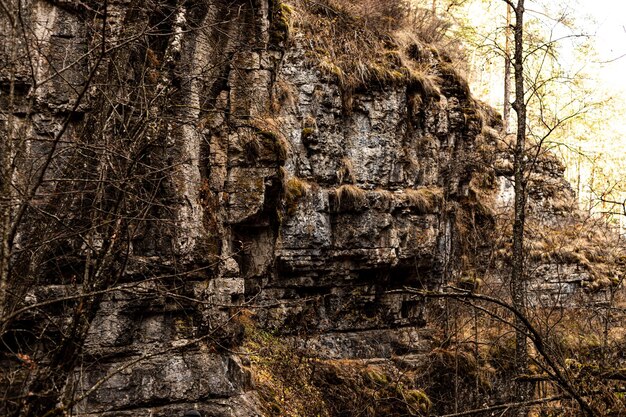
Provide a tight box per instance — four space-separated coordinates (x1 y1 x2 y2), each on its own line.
0 1 622 416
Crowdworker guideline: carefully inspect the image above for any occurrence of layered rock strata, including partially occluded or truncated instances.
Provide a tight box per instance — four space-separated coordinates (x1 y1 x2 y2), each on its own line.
1 1 619 416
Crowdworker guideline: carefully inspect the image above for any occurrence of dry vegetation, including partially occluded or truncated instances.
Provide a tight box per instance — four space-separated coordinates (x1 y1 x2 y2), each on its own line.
332 184 368 211
524 218 625 291
237 310 432 417
282 171 310 216
236 311 328 416
399 187 444 213
491 217 624 292
421 293 626 416
286 0 462 102
467 125 625 292
484 164 625 292
272 1 626 415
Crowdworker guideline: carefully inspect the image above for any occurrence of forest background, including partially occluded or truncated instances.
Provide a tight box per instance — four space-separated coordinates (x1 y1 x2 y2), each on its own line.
435 0 626 229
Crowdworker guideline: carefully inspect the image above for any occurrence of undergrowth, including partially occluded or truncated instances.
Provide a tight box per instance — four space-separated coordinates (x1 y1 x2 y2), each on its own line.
237 311 328 416
237 310 432 416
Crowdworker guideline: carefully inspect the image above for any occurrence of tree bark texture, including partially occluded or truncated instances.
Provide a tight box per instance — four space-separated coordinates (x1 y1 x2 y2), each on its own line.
510 1 532 414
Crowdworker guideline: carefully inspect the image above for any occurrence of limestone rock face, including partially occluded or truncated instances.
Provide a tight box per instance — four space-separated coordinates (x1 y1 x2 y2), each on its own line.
4 1 608 416
0 1 489 415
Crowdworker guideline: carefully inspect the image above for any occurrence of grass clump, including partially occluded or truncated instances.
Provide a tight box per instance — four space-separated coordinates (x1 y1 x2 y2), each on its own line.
403 388 432 414
331 184 368 212
336 157 356 185
282 173 310 216
400 187 443 213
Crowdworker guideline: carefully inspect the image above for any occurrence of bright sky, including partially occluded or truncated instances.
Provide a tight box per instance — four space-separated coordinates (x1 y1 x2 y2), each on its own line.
580 0 626 95
536 0 626 212
459 0 626 212
571 0 626 164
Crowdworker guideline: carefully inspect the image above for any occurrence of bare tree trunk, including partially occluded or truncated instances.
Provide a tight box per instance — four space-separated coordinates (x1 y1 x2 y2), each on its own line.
509 1 532 414
506 4 602 413
0 2 17 323
503 3 512 134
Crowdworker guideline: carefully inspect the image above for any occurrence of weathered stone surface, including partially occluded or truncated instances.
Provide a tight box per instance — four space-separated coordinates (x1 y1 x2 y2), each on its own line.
2 0 476 410
80 393 262 417
4 1 615 416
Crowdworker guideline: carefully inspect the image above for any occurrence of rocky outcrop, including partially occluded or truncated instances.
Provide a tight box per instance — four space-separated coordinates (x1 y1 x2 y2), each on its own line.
1 1 622 416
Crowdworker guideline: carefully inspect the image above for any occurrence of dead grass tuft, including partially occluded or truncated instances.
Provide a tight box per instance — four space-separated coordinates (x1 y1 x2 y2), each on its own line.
400 187 443 213
336 157 356 185
282 173 310 216
332 184 368 212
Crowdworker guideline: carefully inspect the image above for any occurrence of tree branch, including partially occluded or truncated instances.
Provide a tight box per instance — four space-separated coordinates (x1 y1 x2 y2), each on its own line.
436 394 570 417
405 286 597 416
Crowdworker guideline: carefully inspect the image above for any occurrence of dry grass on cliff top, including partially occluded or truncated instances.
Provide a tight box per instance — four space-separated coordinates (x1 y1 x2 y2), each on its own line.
286 0 463 93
